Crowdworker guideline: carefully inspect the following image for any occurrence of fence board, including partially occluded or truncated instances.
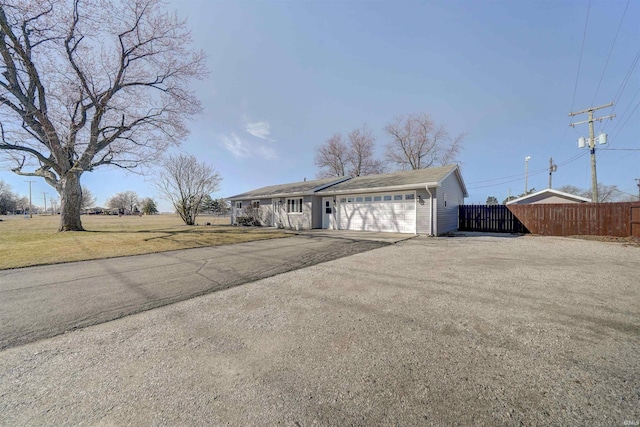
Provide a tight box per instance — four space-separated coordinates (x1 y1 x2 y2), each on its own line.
507 202 640 237
458 205 528 233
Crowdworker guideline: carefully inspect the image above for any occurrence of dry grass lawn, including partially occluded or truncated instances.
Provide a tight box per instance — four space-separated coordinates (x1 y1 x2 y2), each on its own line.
0 214 290 270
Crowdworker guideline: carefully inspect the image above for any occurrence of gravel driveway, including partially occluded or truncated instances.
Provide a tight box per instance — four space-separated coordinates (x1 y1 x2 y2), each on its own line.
0 234 638 426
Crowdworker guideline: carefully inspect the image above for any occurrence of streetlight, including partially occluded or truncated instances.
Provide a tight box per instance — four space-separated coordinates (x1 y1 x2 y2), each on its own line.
524 156 531 194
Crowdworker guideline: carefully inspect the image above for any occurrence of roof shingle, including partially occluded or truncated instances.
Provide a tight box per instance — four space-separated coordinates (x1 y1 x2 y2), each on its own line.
228 176 348 199
316 165 459 193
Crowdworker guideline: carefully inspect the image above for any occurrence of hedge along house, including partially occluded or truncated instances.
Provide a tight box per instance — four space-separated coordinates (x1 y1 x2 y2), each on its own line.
228 165 468 235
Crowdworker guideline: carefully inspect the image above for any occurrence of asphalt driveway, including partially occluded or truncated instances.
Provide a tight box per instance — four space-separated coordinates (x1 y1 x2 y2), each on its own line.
0 234 638 425
0 231 411 350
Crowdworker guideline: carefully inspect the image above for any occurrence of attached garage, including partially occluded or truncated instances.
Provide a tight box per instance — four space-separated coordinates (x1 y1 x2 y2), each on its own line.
229 165 467 236
336 192 416 233
317 165 467 235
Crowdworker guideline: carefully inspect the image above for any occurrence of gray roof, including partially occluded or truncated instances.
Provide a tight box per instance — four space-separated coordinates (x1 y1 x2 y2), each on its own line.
228 176 349 200
228 165 467 200
316 165 466 195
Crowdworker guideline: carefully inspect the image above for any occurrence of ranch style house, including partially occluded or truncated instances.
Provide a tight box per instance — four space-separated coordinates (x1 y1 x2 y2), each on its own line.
228 164 468 235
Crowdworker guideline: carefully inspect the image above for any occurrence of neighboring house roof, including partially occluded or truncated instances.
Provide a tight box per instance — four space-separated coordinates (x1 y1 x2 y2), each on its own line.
227 176 350 200
506 188 592 205
316 165 468 196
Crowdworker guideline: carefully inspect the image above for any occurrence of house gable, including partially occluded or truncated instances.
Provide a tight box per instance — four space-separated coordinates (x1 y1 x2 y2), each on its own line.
506 189 591 205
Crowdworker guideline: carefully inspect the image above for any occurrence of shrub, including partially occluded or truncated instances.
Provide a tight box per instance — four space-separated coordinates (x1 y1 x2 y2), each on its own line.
236 216 261 226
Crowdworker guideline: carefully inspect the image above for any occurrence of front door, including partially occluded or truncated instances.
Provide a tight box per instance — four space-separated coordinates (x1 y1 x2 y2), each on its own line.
322 197 334 229
272 200 279 227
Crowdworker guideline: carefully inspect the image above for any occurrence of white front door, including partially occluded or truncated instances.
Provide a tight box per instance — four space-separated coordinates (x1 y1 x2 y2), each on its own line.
272 200 278 227
322 197 334 229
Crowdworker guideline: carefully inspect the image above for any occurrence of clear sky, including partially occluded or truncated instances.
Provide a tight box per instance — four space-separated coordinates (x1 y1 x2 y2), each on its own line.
1 0 639 211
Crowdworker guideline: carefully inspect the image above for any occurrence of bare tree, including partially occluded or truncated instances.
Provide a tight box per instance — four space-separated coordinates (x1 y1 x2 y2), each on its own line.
347 125 385 176
0 0 207 231
556 185 584 196
107 191 139 213
156 153 222 226
384 113 464 170
0 178 17 214
315 125 385 178
314 133 349 178
557 183 624 202
81 186 96 210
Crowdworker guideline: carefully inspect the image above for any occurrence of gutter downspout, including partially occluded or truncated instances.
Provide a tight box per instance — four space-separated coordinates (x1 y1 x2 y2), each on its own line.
425 186 434 236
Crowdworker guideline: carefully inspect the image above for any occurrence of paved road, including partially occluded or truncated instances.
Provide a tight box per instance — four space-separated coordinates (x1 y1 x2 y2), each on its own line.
0 234 637 426
0 231 410 350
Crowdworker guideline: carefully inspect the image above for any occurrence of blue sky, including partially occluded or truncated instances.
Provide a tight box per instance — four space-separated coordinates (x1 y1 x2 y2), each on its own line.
1 0 639 210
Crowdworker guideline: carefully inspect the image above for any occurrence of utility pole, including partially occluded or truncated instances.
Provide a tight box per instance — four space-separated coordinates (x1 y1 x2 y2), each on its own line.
43 192 47 215
524 156 531 194
548 158 557 189
25 180 34 218
569 102 615 203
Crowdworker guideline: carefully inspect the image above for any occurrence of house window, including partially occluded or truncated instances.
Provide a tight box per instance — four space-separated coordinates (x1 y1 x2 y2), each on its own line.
364 196 372 202
287 198 303 213
444 193 447 207
325 200 331 214
405 194 415 200
252 200 260 208
374 196 382 202
394 195 403 201
235 201 242 209
355 197 363 202
383 195 392 201
347 197 354 203
340 198 347 203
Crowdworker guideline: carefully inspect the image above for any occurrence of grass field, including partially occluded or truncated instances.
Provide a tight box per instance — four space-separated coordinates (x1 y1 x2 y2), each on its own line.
0 214 290 270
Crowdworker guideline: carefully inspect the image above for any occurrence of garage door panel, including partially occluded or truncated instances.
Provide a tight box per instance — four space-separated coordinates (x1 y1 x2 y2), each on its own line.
338 198 415 234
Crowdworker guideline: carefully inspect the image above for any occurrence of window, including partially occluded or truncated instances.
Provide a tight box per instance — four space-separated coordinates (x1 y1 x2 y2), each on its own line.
356 197 363 202
347 197 354 203
374 196 382 202
325 200 331 214
394 195 403 201
286 198 303 213
383 195 392 201
444 193 447 207
235 201 242 209
405 194 415 200
252 200 260 208
340 198 347 203
364 196 372 202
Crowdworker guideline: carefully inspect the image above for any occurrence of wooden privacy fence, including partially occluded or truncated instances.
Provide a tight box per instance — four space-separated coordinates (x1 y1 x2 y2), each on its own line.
458 205 528 233
507 202 640 237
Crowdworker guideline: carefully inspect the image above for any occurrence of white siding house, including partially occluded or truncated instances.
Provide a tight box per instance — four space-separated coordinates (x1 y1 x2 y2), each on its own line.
228 165 468 235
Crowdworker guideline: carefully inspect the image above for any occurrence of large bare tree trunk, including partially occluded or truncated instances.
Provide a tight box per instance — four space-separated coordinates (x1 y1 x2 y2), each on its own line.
58 172 84 232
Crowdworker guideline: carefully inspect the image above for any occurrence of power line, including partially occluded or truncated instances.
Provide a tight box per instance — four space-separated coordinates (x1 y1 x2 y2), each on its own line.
466 152 588 190
610 95 640 143
591 0 630 106
600 47 640 135
570 0 591 114
606 85 640 139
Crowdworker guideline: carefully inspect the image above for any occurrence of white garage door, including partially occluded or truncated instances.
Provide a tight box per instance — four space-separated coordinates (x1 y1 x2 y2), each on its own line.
337 192 416 233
